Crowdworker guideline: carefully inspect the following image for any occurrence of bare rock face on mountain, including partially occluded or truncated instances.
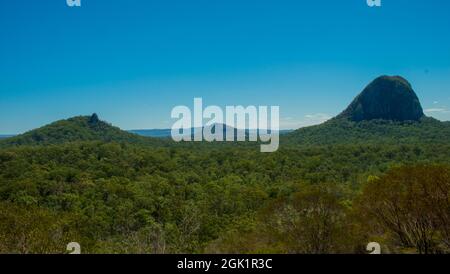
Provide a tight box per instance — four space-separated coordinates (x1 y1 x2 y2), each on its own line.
337 76 424 122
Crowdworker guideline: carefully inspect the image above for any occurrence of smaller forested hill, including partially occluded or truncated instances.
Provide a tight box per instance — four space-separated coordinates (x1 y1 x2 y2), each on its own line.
0 114 161 148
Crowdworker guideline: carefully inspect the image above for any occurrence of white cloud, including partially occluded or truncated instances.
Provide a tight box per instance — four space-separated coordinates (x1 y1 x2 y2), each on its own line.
280 113 332 129
424 108 450 113
424 107 450 122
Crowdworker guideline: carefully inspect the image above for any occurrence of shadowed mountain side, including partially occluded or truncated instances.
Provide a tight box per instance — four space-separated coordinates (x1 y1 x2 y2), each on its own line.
337 76 424 122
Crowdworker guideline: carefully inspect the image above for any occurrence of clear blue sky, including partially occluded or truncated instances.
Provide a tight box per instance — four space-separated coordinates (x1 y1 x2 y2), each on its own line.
1 0 450 133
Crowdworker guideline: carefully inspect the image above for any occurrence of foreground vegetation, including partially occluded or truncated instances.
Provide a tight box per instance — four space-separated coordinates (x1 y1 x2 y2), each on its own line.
0 138 449 254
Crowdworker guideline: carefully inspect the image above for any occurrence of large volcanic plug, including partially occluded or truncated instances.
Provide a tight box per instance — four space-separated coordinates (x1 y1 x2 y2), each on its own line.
337 76 424 122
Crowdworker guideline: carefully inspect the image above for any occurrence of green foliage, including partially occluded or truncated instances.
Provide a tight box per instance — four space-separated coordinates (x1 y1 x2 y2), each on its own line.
210 183 350 253
0 139 449 253
0 202 79 254
284 117 450 146
0 115 164 148
355 165 450 254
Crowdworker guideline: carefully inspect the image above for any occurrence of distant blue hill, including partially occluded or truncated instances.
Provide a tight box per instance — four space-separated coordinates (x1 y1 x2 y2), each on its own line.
128 129 173 138
0 135 15 139
128 127 293 138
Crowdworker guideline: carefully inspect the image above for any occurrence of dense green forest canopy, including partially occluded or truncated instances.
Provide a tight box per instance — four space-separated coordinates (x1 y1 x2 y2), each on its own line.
284 116 450 146
1 138 449 253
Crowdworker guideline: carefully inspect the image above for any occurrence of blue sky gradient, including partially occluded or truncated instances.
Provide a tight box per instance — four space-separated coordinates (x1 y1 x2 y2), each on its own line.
1 0 450 133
